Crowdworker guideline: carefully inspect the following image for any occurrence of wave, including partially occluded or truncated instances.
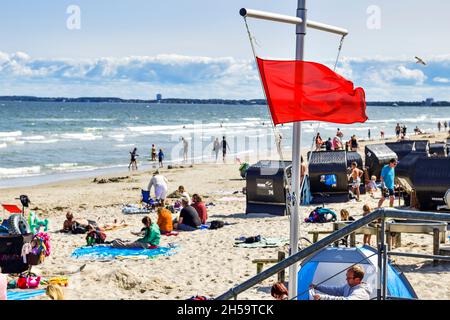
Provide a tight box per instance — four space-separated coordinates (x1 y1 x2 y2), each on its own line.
114 144 135 148
0 143 6 148
28 118 116 123
0 166 41 178
27 139 60 144
60 133 102 141
0 131 22 138
21 135 46 141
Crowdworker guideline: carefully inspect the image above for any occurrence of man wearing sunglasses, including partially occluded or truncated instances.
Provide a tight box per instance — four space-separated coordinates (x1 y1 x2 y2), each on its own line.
310 265 371 300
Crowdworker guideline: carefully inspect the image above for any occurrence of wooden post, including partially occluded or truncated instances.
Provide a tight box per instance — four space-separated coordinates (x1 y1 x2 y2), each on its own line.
333 223 339 247
394 233 402 248
433 228 440 267
313 233 319 243
387 232 392 252
256 262 263 274
278 251 286 283
350 233 356 247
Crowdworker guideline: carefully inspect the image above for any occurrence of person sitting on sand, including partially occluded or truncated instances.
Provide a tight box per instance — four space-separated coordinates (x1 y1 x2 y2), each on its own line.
178 185 191 205
111 216 160 249
148 170 169 205
310 265 370 300
174 198 201 231
157 205 173 234
365 175 378 198
191 194 208 225
46 284 65 300
271 282 288 300
86 224 107 246
62 212 96 233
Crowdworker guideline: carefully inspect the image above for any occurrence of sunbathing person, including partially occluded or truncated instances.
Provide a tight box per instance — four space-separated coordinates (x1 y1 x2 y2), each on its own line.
111 216 160 249
157 205 173 234
62 212 96 233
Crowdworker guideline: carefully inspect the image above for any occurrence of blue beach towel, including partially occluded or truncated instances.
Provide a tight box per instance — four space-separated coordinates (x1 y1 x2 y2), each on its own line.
7 289 46 300
71 245 177 260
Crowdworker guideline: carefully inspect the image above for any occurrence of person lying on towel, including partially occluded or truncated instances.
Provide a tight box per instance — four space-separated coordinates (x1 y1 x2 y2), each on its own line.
309 265 371 300
111 216 160 249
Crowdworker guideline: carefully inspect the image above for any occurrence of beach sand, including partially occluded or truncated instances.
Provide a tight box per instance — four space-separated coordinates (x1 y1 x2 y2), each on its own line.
1 132 449 300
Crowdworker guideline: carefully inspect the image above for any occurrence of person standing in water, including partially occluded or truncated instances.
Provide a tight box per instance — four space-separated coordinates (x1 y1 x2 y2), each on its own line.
128 147 139 171
151 144 157 161
158 149 164 168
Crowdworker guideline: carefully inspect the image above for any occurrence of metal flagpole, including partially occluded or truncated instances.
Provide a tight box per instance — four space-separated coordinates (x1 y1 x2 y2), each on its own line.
288 0 307 300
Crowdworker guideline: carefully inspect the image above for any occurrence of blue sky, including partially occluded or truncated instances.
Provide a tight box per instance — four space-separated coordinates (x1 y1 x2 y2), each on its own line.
1 0 450 100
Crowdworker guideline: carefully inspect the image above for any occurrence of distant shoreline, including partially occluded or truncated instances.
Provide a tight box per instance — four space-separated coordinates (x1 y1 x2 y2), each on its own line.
1 96 450 107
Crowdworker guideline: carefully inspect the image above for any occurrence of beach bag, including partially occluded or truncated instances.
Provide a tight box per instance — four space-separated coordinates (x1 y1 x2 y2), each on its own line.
305 207 337 223
244 235 261 243
71 223 87 234
209 220 224 230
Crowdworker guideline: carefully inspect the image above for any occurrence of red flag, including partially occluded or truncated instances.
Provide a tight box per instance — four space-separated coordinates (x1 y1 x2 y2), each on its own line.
256 57 368 125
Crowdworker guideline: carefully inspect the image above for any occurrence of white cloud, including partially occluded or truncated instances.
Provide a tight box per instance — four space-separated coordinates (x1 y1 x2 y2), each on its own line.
433 77 450 83
2 51 450 100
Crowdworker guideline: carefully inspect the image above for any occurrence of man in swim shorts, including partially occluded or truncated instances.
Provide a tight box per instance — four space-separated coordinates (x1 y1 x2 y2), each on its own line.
378 158 397 208
349 162 363 202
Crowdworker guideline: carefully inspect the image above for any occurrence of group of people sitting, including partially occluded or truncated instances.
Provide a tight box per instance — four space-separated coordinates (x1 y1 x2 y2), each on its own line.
61 183 209 249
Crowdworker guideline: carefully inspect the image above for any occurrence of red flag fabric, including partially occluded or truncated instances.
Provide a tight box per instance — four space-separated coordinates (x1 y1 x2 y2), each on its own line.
256 57 368 125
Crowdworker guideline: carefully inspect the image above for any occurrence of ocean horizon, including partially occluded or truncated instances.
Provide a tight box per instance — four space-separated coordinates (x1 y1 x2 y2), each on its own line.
0 100 449 188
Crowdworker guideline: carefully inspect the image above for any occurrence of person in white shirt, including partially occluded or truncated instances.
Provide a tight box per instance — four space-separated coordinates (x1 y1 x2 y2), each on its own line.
310 265 371 300
178 185 191 205
182 137 189 163
147 170 169 204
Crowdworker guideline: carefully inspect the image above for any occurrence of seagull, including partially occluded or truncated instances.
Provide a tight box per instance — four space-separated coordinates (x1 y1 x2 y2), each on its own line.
415 56 426 65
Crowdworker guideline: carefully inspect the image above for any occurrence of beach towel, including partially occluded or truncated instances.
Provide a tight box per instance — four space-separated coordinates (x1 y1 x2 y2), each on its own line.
234 237 289 248
7 289 46 300
121 205 152 215
71 244 177 261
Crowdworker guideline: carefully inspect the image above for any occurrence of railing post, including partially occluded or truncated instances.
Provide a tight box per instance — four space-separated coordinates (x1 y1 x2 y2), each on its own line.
433 228 440 267
278 251 286 283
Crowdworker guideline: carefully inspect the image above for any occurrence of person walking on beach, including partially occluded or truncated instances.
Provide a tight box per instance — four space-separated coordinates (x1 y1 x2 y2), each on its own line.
438 121 442 132
181 137 189 163
128 147 139 171
222 136 231 163
213 138 220 162
158 149 164 168
380 130 385 140
378 158 398 209
309 265 370 300
151 144 157 161
349 162 363 202
147 170 169 204
368 129 371 140
395 123 401 138
444 121 448 132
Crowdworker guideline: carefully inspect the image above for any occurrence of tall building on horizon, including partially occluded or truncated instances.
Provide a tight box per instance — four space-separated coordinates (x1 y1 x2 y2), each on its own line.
156 93 162 101
425 98 434 106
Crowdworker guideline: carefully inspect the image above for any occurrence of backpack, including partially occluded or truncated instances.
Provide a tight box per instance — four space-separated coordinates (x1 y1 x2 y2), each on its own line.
209 220 224 230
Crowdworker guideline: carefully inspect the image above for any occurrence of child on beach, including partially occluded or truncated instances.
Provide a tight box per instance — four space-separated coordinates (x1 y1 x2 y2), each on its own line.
157 205 173 234
366 176 378 198
340 209 355 246
362 205 373 246
158 149 164 168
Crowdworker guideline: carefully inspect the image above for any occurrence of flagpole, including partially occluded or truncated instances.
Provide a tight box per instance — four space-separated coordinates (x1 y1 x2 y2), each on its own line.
288 0 307 300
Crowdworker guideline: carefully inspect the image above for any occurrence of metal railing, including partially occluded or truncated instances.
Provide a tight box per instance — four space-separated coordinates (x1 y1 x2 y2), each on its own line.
215 208 450 300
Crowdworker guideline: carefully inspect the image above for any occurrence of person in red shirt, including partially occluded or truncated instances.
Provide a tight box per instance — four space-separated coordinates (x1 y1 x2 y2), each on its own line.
191 194 208 225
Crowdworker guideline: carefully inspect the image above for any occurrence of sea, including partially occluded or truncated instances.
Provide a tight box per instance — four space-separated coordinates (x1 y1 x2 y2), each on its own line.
0 101 449 188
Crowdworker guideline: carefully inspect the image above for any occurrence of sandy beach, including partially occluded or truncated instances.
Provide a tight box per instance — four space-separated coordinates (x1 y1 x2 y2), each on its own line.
1 131 449 300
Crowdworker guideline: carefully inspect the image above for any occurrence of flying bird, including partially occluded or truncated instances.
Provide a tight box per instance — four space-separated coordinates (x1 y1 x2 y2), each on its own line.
415 56 426 65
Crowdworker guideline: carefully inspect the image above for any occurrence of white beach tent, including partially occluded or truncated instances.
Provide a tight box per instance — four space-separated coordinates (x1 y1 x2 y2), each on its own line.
297 246 418 300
